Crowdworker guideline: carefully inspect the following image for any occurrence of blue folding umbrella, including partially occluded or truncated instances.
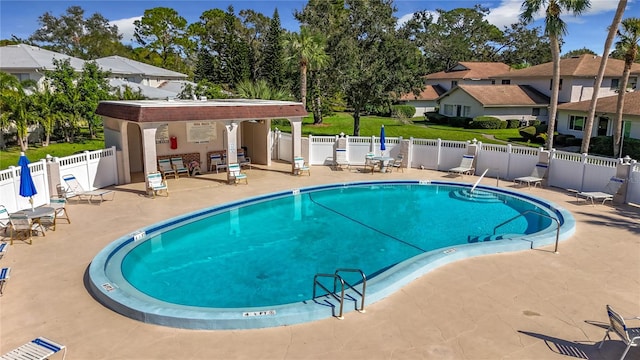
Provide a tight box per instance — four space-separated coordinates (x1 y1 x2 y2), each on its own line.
380 125 386 154
18 152 37 210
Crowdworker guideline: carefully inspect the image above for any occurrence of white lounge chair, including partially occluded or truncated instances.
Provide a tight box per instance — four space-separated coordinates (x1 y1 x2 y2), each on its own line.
147 172 169 198
0 242 7 260
170 157 190 178
389 153 405 173
157 158 177 179
0 267 10 295
364 152 378 174
0 205 9 236
209 153 227 173
238 150 252 169
293 157 311 176
448 154 475 177
61 175 115 204
334 148 349 170
514 163 548 188
598 305 640 360
0 336 66 360
49 197 70 225
573 177 624 205
227 164 248 185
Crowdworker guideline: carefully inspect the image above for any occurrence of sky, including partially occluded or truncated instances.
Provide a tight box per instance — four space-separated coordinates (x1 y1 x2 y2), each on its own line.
1 0 638 56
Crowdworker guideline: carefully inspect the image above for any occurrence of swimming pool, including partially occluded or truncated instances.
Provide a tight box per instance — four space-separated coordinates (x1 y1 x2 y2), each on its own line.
89 180 575 330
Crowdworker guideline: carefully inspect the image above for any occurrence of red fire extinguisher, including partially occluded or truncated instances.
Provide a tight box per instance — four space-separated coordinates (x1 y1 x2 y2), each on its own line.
170 136 177 149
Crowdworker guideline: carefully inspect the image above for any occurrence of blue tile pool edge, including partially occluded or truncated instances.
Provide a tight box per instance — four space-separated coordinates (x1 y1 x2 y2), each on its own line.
88 180 575 330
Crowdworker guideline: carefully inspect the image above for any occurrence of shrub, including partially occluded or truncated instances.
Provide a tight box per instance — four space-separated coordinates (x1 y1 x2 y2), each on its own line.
448 116 473 128
469 116 503 129
391 105 416 119
566 137 582 147
530 120 541 126
425 112 448 124
506 119 520 129
519 126 537 141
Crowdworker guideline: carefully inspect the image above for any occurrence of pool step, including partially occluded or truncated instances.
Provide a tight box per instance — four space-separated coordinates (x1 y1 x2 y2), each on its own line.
449 189 503 203
468 233 520 243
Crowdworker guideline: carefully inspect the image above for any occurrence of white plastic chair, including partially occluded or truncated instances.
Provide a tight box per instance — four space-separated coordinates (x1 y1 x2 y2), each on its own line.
448 154 475 177
293 157 310 176
514 163 548 188
0 336 66 359
147 172 169 198
227 164 248 185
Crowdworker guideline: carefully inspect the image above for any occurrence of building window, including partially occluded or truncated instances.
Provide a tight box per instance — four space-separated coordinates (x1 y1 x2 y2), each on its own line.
501 79 510 85
569 115 585 131
491 80 495 85
11 73 30 81
451 80 458 88
462 106 471 117
532 108 540 116
549 78 563 90
611 78 619 90
443 104 454 116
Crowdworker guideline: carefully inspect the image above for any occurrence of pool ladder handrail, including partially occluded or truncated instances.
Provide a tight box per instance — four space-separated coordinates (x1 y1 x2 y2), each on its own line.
312 268 367 320
493 210 561 253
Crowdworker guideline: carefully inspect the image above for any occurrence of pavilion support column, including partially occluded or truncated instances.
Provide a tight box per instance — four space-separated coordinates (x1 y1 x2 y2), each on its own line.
289 117 303 173
118 121 131 185
224 122 240 165
140 124 159 189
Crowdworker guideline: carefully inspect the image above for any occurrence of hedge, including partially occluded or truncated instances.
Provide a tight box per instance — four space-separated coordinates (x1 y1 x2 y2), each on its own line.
469 116 503 129
391 105 416 119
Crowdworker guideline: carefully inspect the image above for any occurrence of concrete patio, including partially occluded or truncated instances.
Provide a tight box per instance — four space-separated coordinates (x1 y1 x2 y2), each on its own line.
1 162 638 359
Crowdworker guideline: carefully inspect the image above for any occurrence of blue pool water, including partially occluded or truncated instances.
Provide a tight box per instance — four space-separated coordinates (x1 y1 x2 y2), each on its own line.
89 181 575 329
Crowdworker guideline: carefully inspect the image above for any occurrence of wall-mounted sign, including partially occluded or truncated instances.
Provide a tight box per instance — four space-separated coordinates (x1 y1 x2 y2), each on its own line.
187 121 217 143
155 124 169 144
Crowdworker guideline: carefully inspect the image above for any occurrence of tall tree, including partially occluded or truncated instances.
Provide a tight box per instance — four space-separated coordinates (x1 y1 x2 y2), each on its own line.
134 7 189 69
238 9 270 81
521 0 591 151
28 6 124 59
285 27 328 113
562 47 597 58
261 9 285 89
612 17 640 157
0 73 38 151
580 0 625 154
498 23 552 66
301 0 423 135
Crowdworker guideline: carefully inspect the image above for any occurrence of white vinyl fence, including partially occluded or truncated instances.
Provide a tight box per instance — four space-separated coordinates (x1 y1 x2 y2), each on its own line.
272 131 639 206
0 147 118 213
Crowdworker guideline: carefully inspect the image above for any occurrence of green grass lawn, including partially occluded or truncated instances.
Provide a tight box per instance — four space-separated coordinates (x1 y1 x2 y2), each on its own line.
0 138 105 170
274 113 528 144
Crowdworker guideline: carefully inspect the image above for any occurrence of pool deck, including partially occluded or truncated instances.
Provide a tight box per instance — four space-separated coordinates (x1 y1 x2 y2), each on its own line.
1 162 638 359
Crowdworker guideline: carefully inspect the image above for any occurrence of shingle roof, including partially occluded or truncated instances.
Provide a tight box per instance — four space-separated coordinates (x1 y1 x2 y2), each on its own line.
426 62 511 80
109 79 179 99
493 54 640 78
0 44 86 71
399 85 446 101
558 91 640 116
441 84 550 106
95 56 187 78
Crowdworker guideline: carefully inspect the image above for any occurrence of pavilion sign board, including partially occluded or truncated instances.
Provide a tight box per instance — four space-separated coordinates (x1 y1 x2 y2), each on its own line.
155 124 169 144
187 121 216 144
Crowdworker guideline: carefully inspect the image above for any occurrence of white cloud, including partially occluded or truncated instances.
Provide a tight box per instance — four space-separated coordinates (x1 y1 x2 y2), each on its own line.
485 0 522 28
396 11 439 29
110 16 141 44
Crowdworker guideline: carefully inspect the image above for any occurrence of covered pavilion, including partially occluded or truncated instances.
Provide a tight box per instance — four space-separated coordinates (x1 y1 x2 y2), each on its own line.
96 99 307 184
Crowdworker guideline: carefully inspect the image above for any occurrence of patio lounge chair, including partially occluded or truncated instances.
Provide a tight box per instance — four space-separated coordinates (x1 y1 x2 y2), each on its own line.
0 205 9 236
0 336 66 360
293 157 311 176
448 154 475 177
209 153 227 173
364 153 378 174
227 164 248 185
49 197 70 225
170 157 190 178
238 150 252 169
157 158 177 179
334 148 349 170
0 242 7 259
8 213 44 245
598 305 640 360
389 154 405 173
514 163 548 188
0 267 10 295
572 177 624 205
147 172 169 198
61 175 115 204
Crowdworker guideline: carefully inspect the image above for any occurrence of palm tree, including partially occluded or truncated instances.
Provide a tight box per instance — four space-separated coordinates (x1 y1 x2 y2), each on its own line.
613 17 640 157
285 26 328 118
0 72 38 151
520 0 591 150
580 0 626 155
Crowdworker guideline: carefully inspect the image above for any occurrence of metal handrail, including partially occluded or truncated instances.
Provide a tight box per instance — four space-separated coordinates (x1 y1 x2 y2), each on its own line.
493 210 561 253
471 168 489 193
335 268 367 313
313 273 346 319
